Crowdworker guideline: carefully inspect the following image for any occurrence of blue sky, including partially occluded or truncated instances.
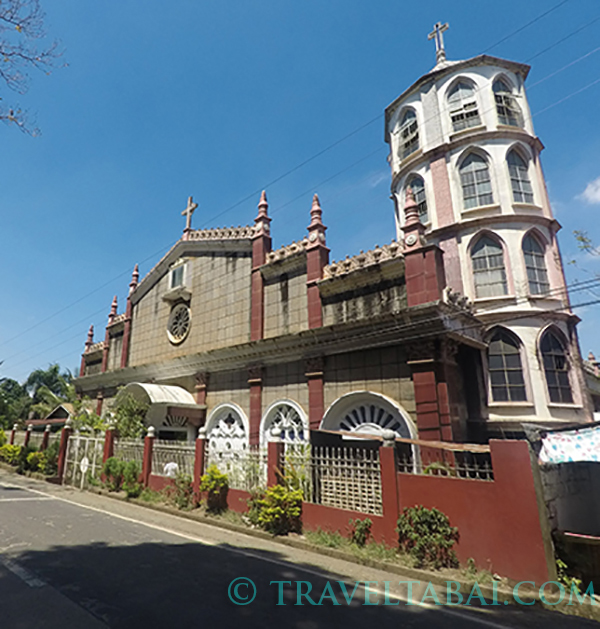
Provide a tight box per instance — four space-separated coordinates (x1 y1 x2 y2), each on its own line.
1 0 600 382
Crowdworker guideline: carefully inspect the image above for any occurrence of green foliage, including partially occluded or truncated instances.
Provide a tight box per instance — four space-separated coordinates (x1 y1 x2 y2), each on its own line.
349 518 372 547
102 457 125 491
0 443 21 465
255 483 303 535
39 441 59 476
168 472 194 510
122 461 142 498
305 528 345 549
0 378 30 429
0 429 6 446
556 558 583 594
397 505 459 569
17 445 38 473
26 451 43 472
138 488 163 504
423 461 457 477
199 465 228 513
246 487 266 526
111 392 148 439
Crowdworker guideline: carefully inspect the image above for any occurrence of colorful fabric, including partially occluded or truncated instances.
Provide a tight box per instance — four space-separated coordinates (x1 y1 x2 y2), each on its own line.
539 425 600 464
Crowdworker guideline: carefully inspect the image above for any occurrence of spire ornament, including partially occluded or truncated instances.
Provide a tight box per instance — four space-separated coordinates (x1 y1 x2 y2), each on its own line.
428 22 449 65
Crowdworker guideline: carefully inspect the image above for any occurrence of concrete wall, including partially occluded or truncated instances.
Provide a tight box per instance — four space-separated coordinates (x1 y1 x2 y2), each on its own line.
264 268 308 338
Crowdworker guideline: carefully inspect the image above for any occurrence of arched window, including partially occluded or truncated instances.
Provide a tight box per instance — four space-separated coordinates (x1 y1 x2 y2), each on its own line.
523 234 549 295
406 175 428 223
260 401 308 447
488 329 527 402
541 331 573 403
448 81 481 132
471 235 508 298
507 150 534 204
460 153 494 209
399 109 419 160
493 79 522 127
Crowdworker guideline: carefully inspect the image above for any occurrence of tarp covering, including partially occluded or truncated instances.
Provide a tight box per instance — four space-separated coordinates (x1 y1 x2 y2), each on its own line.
539 424 600 464
117 383 197 406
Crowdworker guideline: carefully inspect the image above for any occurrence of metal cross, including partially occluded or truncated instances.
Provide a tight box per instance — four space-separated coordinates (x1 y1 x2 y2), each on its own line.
181 196 198 231
428 22 449 63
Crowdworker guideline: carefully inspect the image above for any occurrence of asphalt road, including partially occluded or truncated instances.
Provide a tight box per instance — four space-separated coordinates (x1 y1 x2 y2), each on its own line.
0 471 597 629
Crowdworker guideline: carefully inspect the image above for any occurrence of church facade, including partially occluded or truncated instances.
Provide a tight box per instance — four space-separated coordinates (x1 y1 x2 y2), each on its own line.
75 38 592 445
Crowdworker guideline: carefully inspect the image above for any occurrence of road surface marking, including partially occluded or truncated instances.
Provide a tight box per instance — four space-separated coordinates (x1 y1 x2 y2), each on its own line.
2 558 46 587
0 497 56 502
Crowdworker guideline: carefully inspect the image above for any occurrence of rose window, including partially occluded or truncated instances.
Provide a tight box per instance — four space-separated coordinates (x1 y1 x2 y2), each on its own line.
167 304 191 344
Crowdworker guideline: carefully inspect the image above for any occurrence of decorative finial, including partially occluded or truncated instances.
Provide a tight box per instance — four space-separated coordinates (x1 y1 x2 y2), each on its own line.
404 186 421 226
255 190 271 223
129 264 139 294
310 193 323 227
428 22 449 64
109 296 118 323
86 324 94 347
181 196 198 236
589 351 596 363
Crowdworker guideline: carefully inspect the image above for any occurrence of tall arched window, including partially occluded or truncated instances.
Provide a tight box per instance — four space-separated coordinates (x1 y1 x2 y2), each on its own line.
507 150 534 204
493 79 522 127
399 109 419 160
523 234 549 295
448 81 481 132
541 330 573 403
460 153 494 209
471 235 508 298
406 175 428 223
488 329 527 402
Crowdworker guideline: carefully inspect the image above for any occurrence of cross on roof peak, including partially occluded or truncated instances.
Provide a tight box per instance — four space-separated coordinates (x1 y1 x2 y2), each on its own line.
181 195 198 233
428 21 449 64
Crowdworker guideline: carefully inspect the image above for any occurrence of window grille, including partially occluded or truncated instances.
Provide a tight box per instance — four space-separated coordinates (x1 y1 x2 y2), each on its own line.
488 329 527 402
460 154 494 209
407 176 428 223
523 235 549 295
507 151 534 204
471 236 507 298
398 110 419 160
541 331 573 404
448 81 481 132
493 80 522 127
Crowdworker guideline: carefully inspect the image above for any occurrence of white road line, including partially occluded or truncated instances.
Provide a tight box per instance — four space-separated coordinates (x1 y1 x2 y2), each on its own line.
0 497 56 502
0 480 512 628
2 558 46 588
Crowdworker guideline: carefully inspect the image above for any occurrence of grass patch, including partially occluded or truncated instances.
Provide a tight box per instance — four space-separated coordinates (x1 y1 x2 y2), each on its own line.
305 528 400 563
138 488 164 504
305 528 346 549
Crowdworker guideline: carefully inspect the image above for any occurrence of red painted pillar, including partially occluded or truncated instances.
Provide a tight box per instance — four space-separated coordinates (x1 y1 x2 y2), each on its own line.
306 194 329 329
96 391 104 417
9 424 17 445
379 431 400 546
121 264 139 369
305 357 325 429
41 425 51 452
57 421 73 482
101 296 118 373
194 372 209 406
142 427 155 486
193 427 207 500
80 325 94 378
23 425 32 448
251 191 272 341
103 428 115 463
267 436 284 487
248 366 262 446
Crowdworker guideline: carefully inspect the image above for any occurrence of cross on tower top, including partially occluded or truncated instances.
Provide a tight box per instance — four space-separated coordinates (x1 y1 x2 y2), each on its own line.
428 21 449 64
181 196 198 233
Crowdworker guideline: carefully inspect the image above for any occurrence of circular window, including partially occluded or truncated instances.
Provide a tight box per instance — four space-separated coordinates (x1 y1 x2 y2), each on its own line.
167 304 191 344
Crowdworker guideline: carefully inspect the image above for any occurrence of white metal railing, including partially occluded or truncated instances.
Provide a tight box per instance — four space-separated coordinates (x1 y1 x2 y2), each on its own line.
13 431 27 446
206 445 267 492
151 440 195 477
308 446 383 515
28 432 44 450
113 439 145 466
63 434 104 489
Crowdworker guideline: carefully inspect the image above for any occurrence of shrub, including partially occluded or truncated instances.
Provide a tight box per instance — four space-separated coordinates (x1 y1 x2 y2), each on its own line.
0 444 21 465
199 465 229 513
397 505 459 569
349 518 372 547
26 451 44 472
255 484 303 535
40 442 60 476
102 457 125 491
17 445 38 473
169 472 194 510
246 487 266 526
0 429 6 447
122 460 142 498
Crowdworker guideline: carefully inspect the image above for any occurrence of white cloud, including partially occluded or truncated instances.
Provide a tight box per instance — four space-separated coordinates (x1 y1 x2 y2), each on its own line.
580 176 600 204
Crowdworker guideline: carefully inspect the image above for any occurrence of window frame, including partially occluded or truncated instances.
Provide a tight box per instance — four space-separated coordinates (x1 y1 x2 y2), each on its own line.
459 152 495 210
470 233 509 299
170 261 187 290
447 79 482 133
507 149 534 205
398 108 419 160
405 174 429 224
493 78 522 128
539 328 574 405
486 327 529 404
522 232 550 296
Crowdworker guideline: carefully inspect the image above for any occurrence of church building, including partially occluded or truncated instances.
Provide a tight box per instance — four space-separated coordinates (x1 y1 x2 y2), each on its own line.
75 25 592 447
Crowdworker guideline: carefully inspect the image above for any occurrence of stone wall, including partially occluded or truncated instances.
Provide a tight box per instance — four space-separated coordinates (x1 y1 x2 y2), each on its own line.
264 268 308 338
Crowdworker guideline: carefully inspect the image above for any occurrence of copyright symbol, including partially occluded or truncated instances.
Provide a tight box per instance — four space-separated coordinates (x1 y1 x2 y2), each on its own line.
228 577 256 605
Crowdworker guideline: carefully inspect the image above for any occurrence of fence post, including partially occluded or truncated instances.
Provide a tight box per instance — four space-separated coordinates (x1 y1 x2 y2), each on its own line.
193 426 207 502
267 427 284 487
10 423 17 445
142 426 155 487
379 430 401 546
41 425 51 451
57 419 73 482
103 426 116 463
23 424 32 448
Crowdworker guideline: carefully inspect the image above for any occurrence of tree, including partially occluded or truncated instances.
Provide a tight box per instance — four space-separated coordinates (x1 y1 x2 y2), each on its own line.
111 392 149 439
0 0 60 134
0 377 30 428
